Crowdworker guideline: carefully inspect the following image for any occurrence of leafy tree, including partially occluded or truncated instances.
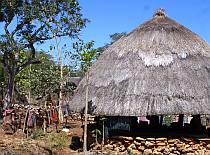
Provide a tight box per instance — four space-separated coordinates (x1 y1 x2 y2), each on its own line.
72 40 98 152
0 0 88 109
70 38 125 152
15 51 75 105
71 41 98 74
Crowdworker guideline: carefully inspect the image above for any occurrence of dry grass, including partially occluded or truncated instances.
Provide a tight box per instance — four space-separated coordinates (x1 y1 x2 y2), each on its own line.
70 10 210 116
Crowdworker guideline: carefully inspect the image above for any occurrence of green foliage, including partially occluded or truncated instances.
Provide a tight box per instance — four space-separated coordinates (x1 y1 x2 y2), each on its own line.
163 116 172 126
32 129 45 139
0 0 88 108
16 51 74 103
92 128 101 144
0 0 88 40
91 128 102 136
48 131 69 149
72 40 98 74
0 0 88 67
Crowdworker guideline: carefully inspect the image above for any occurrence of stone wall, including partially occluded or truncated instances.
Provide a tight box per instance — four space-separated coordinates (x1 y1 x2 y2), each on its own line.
101 136 210 155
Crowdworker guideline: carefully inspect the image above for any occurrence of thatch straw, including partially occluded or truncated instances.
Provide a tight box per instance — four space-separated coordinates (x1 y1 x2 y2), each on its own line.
69 9 210 116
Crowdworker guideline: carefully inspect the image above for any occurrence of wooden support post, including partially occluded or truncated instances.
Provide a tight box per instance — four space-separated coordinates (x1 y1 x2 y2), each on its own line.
102 120 105 147
83 71 89 154
23 110 29 134
43 117 46 134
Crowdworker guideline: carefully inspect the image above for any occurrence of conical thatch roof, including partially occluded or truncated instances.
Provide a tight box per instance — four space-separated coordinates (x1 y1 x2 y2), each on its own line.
70 9 210 116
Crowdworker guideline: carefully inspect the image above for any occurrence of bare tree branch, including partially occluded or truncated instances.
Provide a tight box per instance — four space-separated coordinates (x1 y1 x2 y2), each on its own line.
31 25 45 38
4 21 10 36
11 18 30 37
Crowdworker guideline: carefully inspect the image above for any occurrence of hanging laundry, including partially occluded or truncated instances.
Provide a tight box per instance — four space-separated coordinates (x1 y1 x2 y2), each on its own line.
47 110 51 125
27 111 34 127
58 107 64 124
32 114 36 128
3 109 14 125
52 107 58 123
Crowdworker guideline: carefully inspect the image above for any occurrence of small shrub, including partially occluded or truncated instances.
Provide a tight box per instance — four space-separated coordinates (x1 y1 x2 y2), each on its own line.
48 131 69 149
32 129 45 139
163 116 172 126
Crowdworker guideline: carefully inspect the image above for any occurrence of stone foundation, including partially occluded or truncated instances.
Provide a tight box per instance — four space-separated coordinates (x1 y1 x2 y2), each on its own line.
101 137 210 155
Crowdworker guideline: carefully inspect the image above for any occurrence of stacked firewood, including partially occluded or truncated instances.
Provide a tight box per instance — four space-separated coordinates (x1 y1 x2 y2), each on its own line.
99 136 210 155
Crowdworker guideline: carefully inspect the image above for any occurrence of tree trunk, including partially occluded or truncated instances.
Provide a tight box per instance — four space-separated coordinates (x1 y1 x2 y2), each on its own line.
3 72 15 109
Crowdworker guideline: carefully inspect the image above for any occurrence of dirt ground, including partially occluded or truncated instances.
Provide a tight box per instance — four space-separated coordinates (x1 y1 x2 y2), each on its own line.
0 120 85 155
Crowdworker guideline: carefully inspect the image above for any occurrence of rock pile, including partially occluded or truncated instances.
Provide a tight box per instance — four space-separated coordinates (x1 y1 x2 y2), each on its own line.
102 137 210 155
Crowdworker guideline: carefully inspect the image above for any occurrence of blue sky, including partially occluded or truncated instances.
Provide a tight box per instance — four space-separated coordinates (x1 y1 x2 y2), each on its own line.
78 0 210 48
1 1 210 65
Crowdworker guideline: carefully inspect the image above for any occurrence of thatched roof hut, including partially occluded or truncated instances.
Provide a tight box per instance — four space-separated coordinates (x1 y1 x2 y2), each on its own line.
70 9 210 116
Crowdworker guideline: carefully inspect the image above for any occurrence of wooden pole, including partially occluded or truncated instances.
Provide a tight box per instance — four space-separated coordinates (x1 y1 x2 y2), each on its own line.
43 101 47 133
101 117 106 153
83 71 89 153
102 120 105 146
23 110 29 134
54 34 63 127
23 111 27 132
43 116 46 134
